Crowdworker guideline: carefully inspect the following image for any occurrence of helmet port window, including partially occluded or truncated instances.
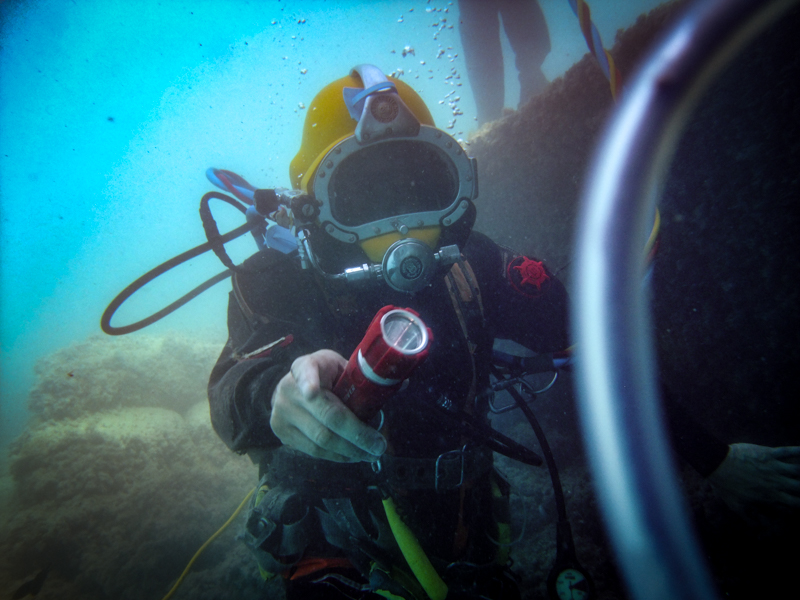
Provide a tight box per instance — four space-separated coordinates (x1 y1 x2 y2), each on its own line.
328 140 458 227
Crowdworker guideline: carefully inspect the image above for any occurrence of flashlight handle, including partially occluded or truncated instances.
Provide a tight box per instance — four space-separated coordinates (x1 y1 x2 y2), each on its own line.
333 355 402 422
333 305 432 423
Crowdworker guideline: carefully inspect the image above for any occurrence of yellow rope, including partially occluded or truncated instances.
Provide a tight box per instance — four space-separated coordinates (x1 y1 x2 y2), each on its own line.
160 486 256 600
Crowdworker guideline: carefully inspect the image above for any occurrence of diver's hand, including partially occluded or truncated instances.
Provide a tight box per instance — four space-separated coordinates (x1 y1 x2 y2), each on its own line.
708 443 800 524
270 350 387 463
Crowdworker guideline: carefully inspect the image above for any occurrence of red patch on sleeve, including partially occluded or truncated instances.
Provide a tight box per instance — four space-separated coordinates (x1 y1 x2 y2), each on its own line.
507 256 551 298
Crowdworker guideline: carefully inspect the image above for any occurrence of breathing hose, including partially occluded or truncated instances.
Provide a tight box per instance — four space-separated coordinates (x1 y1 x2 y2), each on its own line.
101 192 260 335
572 1 798 599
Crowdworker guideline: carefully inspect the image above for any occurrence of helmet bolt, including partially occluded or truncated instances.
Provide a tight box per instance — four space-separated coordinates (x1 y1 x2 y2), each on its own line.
326 224 335 233
443 218 452 225
326 160 334 168
302 204 315 217
318 171 326 178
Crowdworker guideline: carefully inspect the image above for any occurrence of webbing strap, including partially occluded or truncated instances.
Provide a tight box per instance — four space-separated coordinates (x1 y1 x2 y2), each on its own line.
444 257 485 416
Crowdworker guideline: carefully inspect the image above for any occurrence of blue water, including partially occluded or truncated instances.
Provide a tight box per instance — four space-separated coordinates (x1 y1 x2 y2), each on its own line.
0 0 663 450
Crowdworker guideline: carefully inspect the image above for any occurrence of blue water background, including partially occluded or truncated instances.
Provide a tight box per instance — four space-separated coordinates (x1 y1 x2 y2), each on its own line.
0 0 663 451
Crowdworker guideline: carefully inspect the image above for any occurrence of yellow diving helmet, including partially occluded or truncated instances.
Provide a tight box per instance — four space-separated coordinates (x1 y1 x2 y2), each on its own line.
290 65 478 293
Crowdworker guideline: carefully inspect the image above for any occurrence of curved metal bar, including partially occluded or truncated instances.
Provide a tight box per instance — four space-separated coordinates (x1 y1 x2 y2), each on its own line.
571 0 797 599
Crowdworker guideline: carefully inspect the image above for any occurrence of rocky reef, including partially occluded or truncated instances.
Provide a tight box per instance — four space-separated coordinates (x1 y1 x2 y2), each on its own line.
470 0 692 280
0 334 274 600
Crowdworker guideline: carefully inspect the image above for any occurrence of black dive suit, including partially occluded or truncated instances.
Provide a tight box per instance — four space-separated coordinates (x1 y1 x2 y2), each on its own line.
207 231 570 593
207 229 730 597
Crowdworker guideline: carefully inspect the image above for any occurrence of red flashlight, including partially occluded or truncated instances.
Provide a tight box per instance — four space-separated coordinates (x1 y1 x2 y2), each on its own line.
333 305 433 423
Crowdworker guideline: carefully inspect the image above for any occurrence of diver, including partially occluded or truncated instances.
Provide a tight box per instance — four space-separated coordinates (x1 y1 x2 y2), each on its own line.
86 53 800 597
201 64 800 599
206 64 570 599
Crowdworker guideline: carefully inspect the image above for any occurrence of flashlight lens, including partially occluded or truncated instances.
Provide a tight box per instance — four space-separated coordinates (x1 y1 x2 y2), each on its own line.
382 310 428 354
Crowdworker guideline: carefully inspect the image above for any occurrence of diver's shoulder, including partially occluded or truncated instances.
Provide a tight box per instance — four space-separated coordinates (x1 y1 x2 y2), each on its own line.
462 230 502 258
461 231 504 274
233 250 317 316
239 248 301 272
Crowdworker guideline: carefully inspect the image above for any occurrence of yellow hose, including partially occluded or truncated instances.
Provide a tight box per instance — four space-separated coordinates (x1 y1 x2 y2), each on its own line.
160 487 256 600
382 496 448 600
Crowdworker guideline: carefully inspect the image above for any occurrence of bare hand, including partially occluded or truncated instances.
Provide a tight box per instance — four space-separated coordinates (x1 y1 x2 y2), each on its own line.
270 350 387 463
708 443 800 525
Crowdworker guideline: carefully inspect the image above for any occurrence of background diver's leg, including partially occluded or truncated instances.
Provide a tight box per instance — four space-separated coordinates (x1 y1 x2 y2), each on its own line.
458 0 504 125
500 0 552 108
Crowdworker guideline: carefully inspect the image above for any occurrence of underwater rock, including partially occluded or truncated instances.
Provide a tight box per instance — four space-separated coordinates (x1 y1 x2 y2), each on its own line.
27 333 222 421
469 0 691 288
0 334 263 600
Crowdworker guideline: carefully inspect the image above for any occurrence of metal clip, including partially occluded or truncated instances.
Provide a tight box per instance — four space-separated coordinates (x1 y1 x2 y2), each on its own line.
434 445 468 492
487 373 558 414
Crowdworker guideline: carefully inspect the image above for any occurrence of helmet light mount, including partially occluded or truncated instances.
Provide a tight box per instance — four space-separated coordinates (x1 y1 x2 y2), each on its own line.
343 64 421 143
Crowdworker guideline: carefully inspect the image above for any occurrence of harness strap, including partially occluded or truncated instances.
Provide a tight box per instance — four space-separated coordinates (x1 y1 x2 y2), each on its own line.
445 258 485 357
232 271 270 331
264 445 493 492
377 445 492 492
317 497 399 568
444 258 487 559
242 478 317 577
444 257 485 425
